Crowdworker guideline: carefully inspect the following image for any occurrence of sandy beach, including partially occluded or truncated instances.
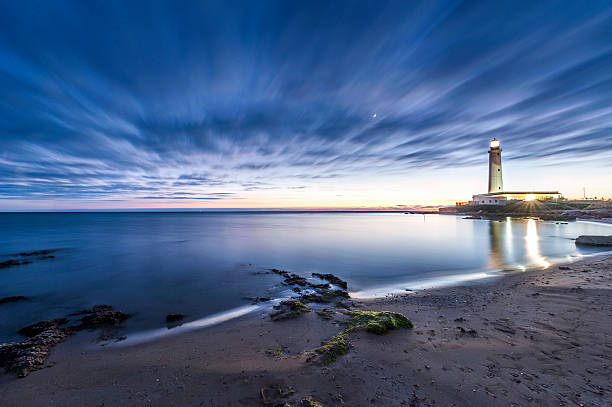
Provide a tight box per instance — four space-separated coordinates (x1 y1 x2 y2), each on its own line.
1 254 611 407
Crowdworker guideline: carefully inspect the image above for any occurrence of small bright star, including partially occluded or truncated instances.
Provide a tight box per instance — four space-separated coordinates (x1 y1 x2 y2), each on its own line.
372 113 377 118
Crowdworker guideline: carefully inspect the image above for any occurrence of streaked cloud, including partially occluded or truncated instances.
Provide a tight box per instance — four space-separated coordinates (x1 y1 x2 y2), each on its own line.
0 0 611 206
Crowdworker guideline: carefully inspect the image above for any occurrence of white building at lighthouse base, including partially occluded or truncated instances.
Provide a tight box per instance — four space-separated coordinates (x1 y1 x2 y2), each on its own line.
469 191 561 206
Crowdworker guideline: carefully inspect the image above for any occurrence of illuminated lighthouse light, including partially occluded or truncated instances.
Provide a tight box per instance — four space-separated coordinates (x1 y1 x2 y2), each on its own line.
490 139 500 149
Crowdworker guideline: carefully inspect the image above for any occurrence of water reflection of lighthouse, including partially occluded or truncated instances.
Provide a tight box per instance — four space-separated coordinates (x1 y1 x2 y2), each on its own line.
488 220 505 269
488 218 549 270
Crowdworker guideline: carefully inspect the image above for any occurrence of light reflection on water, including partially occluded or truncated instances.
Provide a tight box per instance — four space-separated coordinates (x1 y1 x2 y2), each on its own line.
525 219 551 269
0 212 610 341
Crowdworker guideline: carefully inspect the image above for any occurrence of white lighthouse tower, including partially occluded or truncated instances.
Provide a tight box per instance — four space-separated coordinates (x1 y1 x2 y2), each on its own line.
466 137 561 206
488 138 503 193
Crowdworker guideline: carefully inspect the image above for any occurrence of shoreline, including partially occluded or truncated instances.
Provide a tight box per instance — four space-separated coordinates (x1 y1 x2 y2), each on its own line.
107 243 612 345
1 253 611 406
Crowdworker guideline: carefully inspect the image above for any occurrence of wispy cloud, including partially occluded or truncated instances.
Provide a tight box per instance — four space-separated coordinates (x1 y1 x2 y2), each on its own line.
0 0 611 204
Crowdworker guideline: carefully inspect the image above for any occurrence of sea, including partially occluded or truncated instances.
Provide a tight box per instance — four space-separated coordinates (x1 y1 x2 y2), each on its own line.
1 212 610 342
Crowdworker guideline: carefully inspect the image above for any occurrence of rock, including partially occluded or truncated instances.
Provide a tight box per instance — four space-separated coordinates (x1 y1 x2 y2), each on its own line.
271 269 309 286
0 259 31 269
312 273 348 289
69 304 113 316
17 249 56 257
270 300 311 321
0 250 57 270
457 326 478 336
301 397 324 407
18 318 69 338
1 305 130 377
285 273 308 286
165 313 185 323
2 322 76 377
316 309 334 320
259 385 294 406
0 296 29 305
575 235 612 246
300 289 350 304
80 309 130 328
307 282 331 289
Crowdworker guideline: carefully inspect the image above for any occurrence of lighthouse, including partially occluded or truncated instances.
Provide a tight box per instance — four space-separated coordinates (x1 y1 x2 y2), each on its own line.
488 138 503 193
464 137 561 206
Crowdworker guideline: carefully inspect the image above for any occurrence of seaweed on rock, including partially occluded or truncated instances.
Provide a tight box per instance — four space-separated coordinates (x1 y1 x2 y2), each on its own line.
313 332 349 364
349 310 414 335
270 300 312 321
310 310 413 365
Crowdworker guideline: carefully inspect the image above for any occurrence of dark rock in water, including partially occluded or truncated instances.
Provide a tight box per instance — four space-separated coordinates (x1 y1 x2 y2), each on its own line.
17 249 56 257
285 273 308 286
80 309 130 328
301 289 350 304
311 273 348 289
307 282 331 290
0 259 32 269
575 235 612 246
270 268 290 277
68 304 113 316
0 296 29 305
0 250 57 270
18 318 69 338
271 268 311 287
165 313 185 323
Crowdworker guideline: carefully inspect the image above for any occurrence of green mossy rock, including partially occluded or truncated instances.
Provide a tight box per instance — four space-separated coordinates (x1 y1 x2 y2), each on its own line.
350 311 413 335
314 333 348 364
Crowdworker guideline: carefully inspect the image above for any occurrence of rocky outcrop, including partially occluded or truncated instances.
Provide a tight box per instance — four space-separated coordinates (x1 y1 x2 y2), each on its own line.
0 322 76 377
0 305 130 377
18 318 69 337
0 296 29 305
271 269 332 290
575 235 612 246
0 249 57 270
165 313 185 323
80 309 130 328
17 250 56 257
68 304 113 316
0 259 32 269
270 301 312 321
271 269 309 286
311 273 348 289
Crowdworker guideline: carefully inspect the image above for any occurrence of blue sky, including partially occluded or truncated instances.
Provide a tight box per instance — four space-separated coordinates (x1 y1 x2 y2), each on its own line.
1 0 611 209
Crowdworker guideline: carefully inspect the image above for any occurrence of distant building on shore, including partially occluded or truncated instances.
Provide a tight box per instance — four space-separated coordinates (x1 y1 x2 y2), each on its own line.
468 139 561 206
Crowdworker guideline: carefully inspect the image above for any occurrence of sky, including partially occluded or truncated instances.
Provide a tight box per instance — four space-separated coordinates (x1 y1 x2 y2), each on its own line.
1 0 611 210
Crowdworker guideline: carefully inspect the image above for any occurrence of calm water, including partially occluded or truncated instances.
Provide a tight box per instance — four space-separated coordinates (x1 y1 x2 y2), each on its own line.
1 212 610 342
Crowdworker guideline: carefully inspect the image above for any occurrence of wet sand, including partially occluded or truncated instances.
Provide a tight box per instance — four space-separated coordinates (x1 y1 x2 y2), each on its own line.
1 255 611 406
